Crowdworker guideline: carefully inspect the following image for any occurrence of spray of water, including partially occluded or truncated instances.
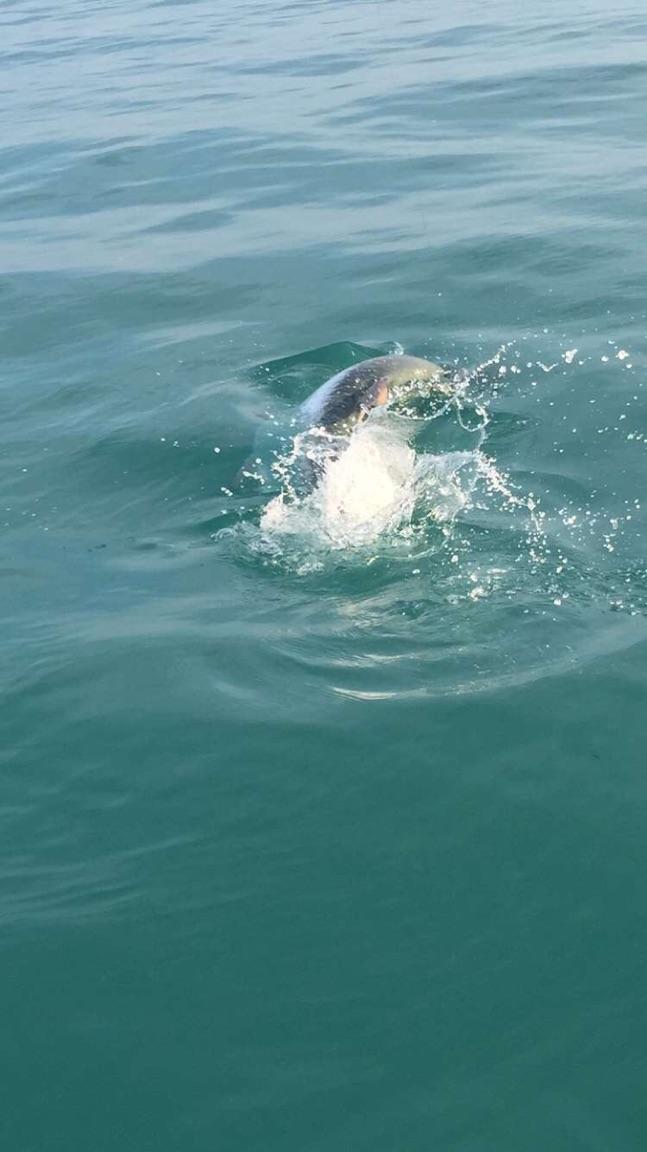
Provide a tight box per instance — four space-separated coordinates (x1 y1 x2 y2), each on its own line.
207 338 647 698
213 339 645 615
236 351 539 578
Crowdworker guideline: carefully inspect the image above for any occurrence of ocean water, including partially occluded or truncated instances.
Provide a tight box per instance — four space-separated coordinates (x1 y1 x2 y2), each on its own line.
2 0 647 1147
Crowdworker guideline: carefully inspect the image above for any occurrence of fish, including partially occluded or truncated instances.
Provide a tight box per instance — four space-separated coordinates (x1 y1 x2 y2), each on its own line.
236 354 450 495
298 354 448 432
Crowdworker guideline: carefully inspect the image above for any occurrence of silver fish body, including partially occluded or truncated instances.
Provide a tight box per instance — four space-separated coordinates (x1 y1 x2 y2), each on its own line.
298 354 447 432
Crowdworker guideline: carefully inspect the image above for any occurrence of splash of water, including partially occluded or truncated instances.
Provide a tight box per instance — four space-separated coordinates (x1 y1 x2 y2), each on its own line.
209 336 647 701
259 420 487 551
215 338 645 614
248 355 538 574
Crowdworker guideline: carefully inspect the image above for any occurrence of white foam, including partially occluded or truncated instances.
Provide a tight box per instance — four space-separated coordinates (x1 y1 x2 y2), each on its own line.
259 421 479 552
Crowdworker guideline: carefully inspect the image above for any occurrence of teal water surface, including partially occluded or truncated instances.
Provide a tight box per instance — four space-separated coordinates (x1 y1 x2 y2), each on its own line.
2 1 647 1148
